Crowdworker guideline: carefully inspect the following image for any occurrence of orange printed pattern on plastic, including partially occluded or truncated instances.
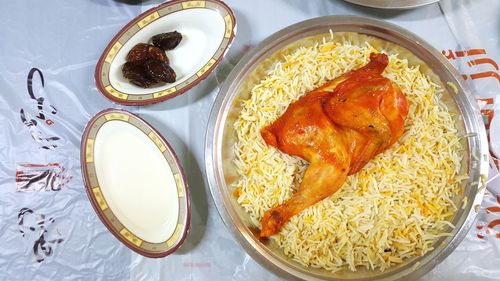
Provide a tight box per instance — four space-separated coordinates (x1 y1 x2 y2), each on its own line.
442 48 500 84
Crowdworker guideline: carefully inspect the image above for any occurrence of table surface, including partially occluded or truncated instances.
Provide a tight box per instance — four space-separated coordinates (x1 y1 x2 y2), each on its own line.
0 0 499 280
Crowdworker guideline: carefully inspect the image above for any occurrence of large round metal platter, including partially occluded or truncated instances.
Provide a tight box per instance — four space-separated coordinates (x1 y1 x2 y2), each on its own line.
205 16 488 280
344 0 439 9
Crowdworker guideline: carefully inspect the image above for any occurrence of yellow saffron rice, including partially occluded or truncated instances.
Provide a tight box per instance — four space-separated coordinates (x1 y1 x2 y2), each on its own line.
233 39 465 272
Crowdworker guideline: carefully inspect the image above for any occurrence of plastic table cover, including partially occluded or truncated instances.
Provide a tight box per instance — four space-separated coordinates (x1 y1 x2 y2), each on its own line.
0 0 499 280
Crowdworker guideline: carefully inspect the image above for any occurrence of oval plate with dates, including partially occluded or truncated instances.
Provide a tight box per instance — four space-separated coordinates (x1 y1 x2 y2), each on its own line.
81 109 190 257
95 0 236 105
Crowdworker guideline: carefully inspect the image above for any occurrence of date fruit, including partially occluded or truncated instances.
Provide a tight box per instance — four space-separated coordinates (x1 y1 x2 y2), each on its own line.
126 43 168 64
144 59 176 83
122 62 155 88
122 31 182 88
152 31 182 51
126 43 149 64
146 45 169 63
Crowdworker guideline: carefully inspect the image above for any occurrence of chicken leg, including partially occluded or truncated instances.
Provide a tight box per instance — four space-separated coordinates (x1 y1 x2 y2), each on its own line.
259 53 409 238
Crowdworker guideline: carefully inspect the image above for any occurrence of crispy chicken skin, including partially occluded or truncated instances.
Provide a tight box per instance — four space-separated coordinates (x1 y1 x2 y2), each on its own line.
259 53 409 238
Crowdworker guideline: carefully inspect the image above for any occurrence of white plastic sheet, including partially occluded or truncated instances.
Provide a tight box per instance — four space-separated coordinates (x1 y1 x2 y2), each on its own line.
0 0 498 280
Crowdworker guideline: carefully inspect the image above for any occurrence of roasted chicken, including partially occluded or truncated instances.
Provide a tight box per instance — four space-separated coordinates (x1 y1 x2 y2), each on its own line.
259 53 409 238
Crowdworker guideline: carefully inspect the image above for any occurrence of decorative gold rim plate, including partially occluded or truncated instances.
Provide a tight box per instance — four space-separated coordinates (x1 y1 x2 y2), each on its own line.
95 0 236 105
81 109 190 257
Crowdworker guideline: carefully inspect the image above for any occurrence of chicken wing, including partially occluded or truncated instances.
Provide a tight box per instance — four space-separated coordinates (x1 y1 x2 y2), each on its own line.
259 53 409 238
